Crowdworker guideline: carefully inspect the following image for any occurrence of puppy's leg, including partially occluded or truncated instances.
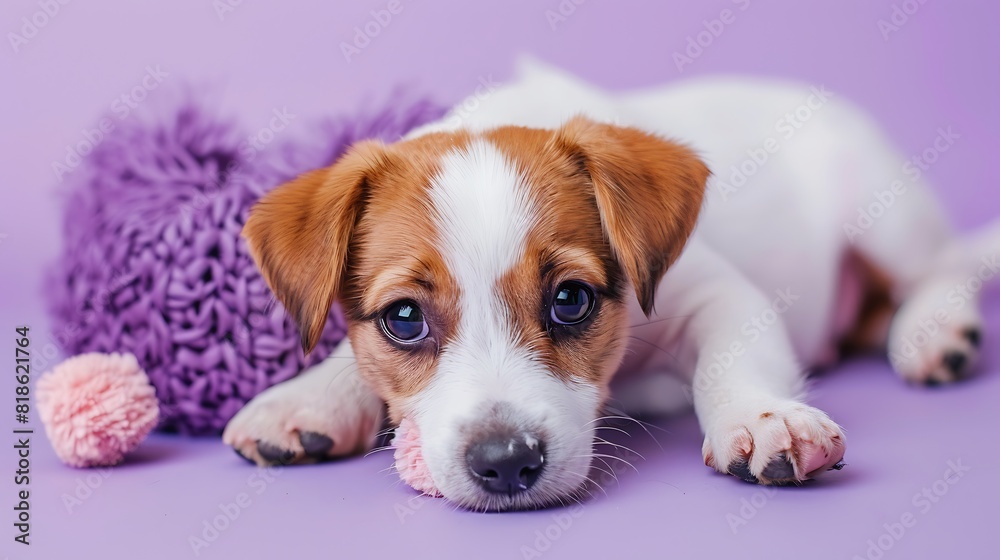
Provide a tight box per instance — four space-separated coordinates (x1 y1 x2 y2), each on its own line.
645 240 845 484
223 340 384 466
859 219 1000 384
839 117 996 384
886 274 984 385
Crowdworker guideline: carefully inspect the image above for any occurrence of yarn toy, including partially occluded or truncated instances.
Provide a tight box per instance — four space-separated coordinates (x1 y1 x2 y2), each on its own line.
393 418 441 496
37 352 159 467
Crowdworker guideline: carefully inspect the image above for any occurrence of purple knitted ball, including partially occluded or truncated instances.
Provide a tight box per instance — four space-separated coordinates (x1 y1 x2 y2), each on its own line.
47 94 445 434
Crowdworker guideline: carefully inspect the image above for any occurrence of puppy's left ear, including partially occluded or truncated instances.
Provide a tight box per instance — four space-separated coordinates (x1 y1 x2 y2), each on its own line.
554 116 709 315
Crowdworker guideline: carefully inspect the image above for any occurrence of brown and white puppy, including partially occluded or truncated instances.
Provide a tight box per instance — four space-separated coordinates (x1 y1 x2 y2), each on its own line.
234 119 706 508
223 62 1000 511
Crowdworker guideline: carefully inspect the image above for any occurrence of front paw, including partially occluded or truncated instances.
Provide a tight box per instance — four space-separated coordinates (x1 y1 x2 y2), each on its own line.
702 402 846 485
223 400 342 466
222 365 383 466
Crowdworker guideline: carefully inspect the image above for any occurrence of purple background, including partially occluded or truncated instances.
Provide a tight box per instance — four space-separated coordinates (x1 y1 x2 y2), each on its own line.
1 1 998 559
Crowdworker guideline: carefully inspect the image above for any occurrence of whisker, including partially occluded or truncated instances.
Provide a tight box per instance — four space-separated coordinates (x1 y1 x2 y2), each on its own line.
364 444 397 459
563 468 606 497
583 452 639 473
565 492 585 507
587 462 618 485
593 437 645 461
599 407 669 450
592 425 632 437
593 456 621 485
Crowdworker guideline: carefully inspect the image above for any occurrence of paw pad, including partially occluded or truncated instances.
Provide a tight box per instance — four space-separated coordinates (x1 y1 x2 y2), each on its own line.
962 328 982 349
299 431 335 459
256 441 295 464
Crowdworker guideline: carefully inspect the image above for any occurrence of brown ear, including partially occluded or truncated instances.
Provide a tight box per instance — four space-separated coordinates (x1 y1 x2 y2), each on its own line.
554 117 709 315
242 141 387 353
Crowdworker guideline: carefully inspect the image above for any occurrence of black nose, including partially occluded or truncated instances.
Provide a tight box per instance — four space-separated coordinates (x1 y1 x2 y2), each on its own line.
467 436 544 495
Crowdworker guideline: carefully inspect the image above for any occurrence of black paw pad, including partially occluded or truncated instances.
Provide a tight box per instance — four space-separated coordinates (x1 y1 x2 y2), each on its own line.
299 431 334 459
963 328 982 349
727 459 759 484
942 351 968 376
256 440 295 464
234 448 255 464
761 453 796 481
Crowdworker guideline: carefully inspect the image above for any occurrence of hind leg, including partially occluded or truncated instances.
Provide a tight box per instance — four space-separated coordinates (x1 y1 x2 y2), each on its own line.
842 122 985 384
886 276 982 384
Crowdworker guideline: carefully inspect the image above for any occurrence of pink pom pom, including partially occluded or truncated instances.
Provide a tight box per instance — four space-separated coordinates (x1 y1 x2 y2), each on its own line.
393 418 441 497
37 352 159 467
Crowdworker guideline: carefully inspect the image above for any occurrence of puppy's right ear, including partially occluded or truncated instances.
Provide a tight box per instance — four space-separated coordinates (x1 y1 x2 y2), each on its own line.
242 141 387 354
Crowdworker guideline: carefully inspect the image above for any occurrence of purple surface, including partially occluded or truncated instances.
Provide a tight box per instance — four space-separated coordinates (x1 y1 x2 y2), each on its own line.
2 1 998 559
44 97 442 434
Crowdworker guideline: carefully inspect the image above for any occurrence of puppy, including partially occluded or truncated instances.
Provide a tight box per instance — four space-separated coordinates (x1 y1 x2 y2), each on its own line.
223 60 1000 510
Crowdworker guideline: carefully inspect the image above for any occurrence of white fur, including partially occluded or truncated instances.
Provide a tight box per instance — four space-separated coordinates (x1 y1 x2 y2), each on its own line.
228 59 1000 505
412 139 598 509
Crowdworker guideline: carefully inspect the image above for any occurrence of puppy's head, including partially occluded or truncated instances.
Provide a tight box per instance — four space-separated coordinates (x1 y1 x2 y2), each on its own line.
243 117 708 510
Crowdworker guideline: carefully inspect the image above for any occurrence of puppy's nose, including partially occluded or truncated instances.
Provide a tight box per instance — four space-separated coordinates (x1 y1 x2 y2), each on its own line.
467 435 544 495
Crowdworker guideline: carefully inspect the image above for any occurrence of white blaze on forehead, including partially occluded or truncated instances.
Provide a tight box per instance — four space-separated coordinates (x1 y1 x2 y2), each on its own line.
429 138 536 295
417 137 600 506
424 136 540 403
429 138 537 367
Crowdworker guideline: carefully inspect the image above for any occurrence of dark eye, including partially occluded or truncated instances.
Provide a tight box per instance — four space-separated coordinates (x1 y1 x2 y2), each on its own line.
380 300 429 343
550 282 595 325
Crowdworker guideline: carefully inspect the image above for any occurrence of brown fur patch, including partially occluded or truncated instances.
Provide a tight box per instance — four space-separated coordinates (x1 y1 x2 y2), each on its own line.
837 250 897 355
